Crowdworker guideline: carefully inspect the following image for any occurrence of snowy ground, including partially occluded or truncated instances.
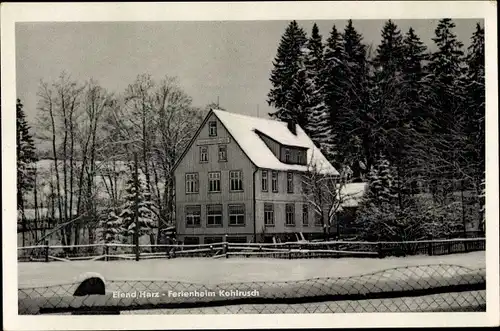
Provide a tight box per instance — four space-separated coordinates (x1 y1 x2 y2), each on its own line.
18 251 485 287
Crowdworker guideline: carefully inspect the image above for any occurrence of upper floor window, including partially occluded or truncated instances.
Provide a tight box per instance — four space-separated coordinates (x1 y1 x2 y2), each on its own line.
297 150 305 165
284 148 291 163
264 203 274 226
287 172 294 193
229 170 243 191
286 203 295 226
199 146 208 163
207 204 223 227
218 144 227 162
229 204 245 226
185 205 201 227
208 172 221 192
271 171 278 192
261 170 268 192
302 204 309 226
185 173 199 194
209 121 217 137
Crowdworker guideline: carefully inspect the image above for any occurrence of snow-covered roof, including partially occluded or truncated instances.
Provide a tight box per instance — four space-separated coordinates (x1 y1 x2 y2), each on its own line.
213 110 339 175
339 182 368 208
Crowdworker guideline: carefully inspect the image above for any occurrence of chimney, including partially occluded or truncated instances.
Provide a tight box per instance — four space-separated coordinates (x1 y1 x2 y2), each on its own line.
287 119 297 135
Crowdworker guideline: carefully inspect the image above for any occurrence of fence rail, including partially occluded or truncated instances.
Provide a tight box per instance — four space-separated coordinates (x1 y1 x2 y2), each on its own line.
18 264 486 314
18 237 486 262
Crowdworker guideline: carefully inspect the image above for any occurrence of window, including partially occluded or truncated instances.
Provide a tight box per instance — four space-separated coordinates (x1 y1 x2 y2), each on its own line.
271 171 278 192
286 203 295 226
204 237 223 245
229 170 243 191
302 204 309 226
264 203 274 226
229 204 245 226
285 148 291 163
199 146 208 163
185 173 199 194
226 236 247 244
185 205 201 227
261 170 268 192
207 204 223 227
208 172 221 192
287 172 294 193
315 213 323 226
209 121 217 137
297 151 305 165
218 144 227 161
183 237 200 245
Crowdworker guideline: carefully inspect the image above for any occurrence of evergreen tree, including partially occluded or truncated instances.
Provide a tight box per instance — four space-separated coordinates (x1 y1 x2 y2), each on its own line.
100 210 122 244
465 23 485 186
341 20 372 178
17 98 37 245
426 18 466 135
17 98 37 198
373 20 404 73
119 167 156 242
365 155 397 206
303 23 325 88
322 25 346 167
267 21 308 124
300 24 335 160
401 27 428 133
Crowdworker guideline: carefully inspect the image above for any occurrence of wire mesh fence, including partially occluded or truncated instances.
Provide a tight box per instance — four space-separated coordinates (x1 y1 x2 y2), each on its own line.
18 264 486 315
18 237 486 262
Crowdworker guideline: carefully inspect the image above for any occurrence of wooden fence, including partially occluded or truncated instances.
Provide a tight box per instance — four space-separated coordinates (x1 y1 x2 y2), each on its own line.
17 237 485 262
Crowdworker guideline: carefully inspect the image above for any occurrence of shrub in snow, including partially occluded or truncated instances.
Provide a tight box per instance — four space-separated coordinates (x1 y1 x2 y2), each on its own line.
118 170 157 242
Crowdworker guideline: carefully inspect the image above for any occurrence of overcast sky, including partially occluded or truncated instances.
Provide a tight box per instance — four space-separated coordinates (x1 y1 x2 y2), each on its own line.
16 19 481 127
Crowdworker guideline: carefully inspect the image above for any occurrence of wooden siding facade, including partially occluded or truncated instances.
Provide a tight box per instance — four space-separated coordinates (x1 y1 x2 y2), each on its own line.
174 111 324 244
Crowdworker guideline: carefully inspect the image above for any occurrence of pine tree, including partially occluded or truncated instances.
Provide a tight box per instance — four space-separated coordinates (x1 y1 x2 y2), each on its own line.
426 18 465 135
303 23 325 88
300 24 335 160
267 20 308 124
401 27 428 133
465 23 485 183
373 20 404 73
322 25 346 167
366 155 397 206
340 20 372 178
17 99 37 197
119 167 156 242
100 210 122 244
17 98 37 246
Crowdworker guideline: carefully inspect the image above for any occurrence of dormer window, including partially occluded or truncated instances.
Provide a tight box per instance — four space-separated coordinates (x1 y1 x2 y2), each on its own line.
209 121 217 137
285 149 291 163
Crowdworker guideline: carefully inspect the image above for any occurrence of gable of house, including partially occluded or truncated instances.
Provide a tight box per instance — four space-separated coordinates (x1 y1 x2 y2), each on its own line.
212 110 338 175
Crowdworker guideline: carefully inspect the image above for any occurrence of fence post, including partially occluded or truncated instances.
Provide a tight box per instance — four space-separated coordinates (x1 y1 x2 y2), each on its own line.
44 240 49 262
210 245 213 256
447 235 452 254
105 244 109 262
427 238 433 256
224 242 228 258
377 243 383 258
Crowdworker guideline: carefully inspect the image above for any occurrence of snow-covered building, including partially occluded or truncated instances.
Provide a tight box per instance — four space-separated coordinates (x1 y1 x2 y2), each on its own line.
172 109 340 244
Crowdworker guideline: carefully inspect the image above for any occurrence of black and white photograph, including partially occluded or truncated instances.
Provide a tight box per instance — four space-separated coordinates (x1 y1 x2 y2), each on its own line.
2 1 498 329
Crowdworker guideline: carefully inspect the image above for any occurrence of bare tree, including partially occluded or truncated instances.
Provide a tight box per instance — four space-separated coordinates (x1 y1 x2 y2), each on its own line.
301 157 359 240
37 73 84 247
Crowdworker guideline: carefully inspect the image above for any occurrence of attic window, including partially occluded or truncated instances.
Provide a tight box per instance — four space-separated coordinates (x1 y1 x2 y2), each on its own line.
285 149 291 163
209 121 217 137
